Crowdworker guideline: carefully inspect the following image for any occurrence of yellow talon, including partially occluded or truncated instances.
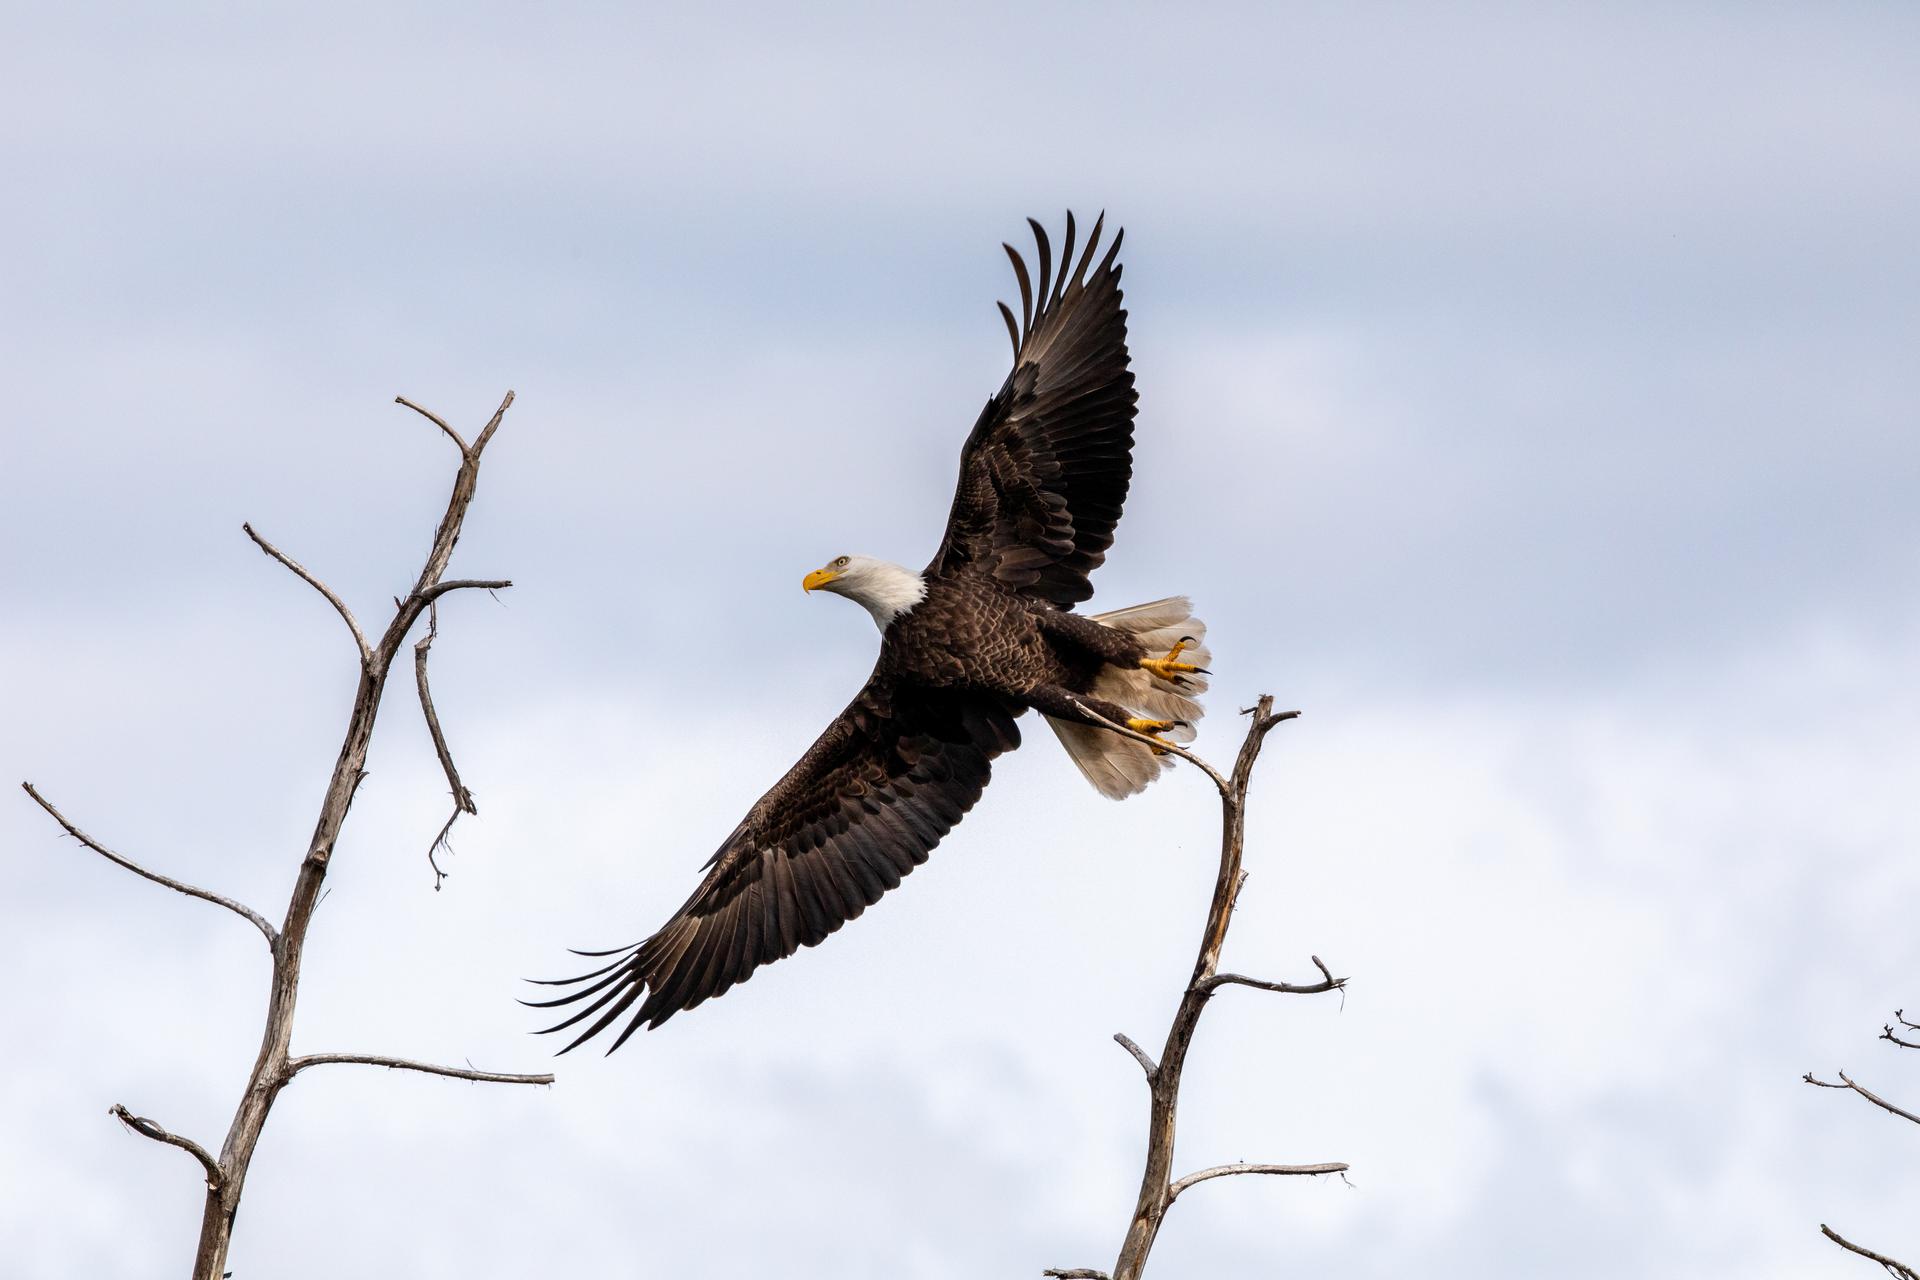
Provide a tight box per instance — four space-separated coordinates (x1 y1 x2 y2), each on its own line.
1124 716 1179 755
1139 637 1206 683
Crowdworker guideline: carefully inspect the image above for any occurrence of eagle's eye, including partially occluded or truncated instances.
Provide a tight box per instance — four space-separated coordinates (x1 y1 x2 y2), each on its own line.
834 556 850 569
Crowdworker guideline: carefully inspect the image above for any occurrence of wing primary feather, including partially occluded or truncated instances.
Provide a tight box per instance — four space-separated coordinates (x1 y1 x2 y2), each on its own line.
997 301 1020 364
1003 241 1034 341
537 964 641 1039
1073 211 1105 289
523 950 631 985
1053 211 1077 305
519 963 630 1008
560 980 646 1055
1028 217 1052 314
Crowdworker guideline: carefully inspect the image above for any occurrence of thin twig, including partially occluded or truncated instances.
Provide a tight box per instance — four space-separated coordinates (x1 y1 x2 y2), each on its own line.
415 602 477 891
22 783 276 944
110 1104 223 1189
1202 955 1346 998
420 578 514 603
469 391 512 457
1804 1071 1920 1128
1821 1224 1919 1280
1068 699 1234 797
285 1054 553 1086
242 522 373 667
1114 1033 1158 1080
395 396 469 453
1043 1271 1112 1279
1167 1162 1350 1204
1884 1015 1920 1051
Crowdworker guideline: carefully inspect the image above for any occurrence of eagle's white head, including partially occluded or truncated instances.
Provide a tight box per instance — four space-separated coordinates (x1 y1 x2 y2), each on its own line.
803 554 928 629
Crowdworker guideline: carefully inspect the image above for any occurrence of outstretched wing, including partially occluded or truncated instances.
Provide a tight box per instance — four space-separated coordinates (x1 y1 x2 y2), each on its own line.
531 678 1020 1051
930 212 1137 606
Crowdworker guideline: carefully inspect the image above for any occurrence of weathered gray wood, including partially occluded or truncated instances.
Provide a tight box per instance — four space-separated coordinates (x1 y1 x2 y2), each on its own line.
186 391 545 1280
1051 696 1348 1280
24 391 551 1280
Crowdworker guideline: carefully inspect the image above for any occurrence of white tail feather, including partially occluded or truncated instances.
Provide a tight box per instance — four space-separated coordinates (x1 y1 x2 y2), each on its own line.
1046 596 1210 800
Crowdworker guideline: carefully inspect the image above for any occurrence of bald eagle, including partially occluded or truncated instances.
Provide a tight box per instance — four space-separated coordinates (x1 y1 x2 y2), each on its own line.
533 214 1210 1050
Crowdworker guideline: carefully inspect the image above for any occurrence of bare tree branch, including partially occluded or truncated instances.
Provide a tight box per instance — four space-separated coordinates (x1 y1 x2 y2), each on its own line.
241 522 373 667
110 1104 223 1189
21 783 276 944
1070 699 1235 797
415 602 476 890
1821 1224 1919 1280
420 577 514 603
1883 1011 1920 1051
1056 695 1344 1280
36 391 545 1280
285 1054 553 1086
1804 1071 1920 1128
1114 1033 1158 1080
469 391 511 456
394 395 468 452
1202 955 1346 998
1167 1162 1349 1204
1043 1270 1112 1279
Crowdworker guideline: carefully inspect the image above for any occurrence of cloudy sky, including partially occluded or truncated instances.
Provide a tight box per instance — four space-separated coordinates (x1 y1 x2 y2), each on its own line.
4 3 1918 1276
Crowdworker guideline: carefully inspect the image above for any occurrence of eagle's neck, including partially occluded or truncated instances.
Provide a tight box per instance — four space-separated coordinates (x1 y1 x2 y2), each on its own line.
840 559 928 629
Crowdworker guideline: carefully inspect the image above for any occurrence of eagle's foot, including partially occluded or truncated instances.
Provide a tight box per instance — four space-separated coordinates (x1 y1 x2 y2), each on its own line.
1124 716 1185 754
1139 636 1209 685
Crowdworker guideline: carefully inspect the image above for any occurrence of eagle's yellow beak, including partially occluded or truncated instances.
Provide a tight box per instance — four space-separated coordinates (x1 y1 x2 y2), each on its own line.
802 568 838 593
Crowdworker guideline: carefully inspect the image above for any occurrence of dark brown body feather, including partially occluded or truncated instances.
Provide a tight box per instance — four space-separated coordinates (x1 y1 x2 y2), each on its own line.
535 214 1142 1049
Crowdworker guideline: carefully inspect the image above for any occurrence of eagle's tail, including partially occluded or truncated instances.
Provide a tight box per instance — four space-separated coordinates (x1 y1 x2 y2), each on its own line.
1046 596 1210 800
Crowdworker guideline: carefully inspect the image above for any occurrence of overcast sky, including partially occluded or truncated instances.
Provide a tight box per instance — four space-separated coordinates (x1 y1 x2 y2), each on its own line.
4 4 1919 1277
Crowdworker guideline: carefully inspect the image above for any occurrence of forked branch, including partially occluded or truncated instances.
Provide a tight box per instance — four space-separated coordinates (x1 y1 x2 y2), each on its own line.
1202 955 1345 998
1051 696 1346 1280
27 391 540 1280
1804 1071 1920 1128
1807 1008 1919 1276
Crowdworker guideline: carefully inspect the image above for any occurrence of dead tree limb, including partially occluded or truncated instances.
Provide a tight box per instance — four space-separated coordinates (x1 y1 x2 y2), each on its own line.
110 1104 225 1189
1804 1071 1920 1128
284 1053 552 1086
20 784 278 944
1807 1010 1918 1277
416 601 479 890
242 522 373 668
1167 1162 1351 1204
1050 695 1347 1280
23 391 548 1280
1821 1225 1918 1280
